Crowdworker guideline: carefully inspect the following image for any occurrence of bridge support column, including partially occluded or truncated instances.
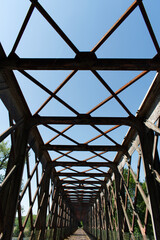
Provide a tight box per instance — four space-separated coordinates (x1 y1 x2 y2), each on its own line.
104 187 110 240
70 212 74 231
47 183 56 237
60 200 65 240
68 208 71 235
57 192 63 239
88 206 92 234
91 205 93 235
53 188 60 240
138 124 160 240
92 203 96 237
62 202 67 238
95 200 98 238
67 206 71 236
64 204 70 237
98 192 103 240
35 162 51 240
115 167 124 240
0 122 29 240
92 205 95 236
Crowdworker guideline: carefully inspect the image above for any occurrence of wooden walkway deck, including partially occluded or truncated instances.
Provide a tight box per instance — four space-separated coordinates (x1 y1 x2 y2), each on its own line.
67 228 96 240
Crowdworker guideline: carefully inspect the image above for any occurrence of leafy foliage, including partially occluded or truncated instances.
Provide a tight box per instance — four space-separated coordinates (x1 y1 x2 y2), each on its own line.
13 215 37 237
122 168 153 238
0 141 10 183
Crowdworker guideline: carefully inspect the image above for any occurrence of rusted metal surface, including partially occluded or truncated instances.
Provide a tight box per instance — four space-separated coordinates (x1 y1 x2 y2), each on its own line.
31 115 137 126
0 0 160 239
41 144 126 152
1 57 160 70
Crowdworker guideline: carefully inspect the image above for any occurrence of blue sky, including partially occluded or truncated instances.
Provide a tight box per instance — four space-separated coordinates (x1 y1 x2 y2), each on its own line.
0 0 160 214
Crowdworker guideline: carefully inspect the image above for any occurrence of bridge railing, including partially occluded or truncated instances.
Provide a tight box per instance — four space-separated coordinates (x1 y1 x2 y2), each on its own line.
85 73 160 240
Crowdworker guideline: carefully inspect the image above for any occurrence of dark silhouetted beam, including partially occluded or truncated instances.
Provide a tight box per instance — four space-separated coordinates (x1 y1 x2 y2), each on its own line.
42 144 125 152
69 196 95 198
67 194 97 197
63 186 101 189
31 115 135 127
70 200 95 203
60 180 104 185
66 192 97 195
53 172 109 177
52 161 114 167
1 57 160 70
66 191 98 194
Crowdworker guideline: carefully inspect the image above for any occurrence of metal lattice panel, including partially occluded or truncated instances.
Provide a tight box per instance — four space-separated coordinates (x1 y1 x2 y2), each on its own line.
0 0 160 239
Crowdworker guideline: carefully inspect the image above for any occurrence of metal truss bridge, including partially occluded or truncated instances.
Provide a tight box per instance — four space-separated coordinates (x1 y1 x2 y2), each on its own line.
0 0 160 239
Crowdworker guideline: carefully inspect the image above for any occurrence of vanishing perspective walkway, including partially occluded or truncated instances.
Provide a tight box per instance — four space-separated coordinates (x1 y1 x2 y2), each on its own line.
67 229 95 240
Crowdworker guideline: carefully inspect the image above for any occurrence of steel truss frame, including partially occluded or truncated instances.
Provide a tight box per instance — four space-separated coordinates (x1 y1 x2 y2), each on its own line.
0 0 160 239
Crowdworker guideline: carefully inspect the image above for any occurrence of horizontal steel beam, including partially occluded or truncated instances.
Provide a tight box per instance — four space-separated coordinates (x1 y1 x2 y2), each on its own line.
71 200 95 202
66 191 98 194
52 161 114 167
69 195 95 198
61 180 104 185
1 57 160 70
72 204 94 206
31 116 135 127
70 198 95 200
55 172 109 177
42 144 125 152
63 186 101 189
75 197 94 199
68 194 97 199
67 194 97 197
70 200 95 203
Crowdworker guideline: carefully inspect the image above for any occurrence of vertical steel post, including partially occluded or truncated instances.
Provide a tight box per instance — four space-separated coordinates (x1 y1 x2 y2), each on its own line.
60 200 64 240
64 205 69 237
93 203 96 236
1 122 29 240
104 186 110 240
68 208 71 235
63 202 67 238
52 187 60 240
26 152 34 233
114 168 124 240
91 205 93 235
98 192 103 240
36 162 51 240
95 200 98 239
138 123 160 240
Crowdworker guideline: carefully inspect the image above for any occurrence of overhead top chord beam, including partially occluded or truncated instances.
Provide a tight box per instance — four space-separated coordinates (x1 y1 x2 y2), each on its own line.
60 180 104 185
52 161 115 167
54 172 109 177
41 144 125 152
63 186 101 189
1 56 160 70
31 115 136 127
70 200 95 202
66 192 98 195
66 191 98 194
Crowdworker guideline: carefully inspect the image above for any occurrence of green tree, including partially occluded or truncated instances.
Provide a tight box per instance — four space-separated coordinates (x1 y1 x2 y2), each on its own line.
13 215 37 237
0 141 29 237
12 217 19 237
122 168 153 239
0 141 23 190
0 141 10 183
